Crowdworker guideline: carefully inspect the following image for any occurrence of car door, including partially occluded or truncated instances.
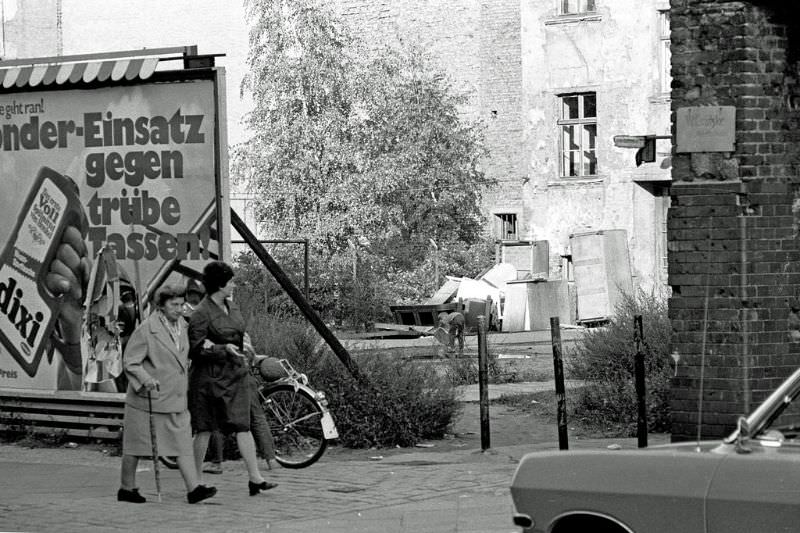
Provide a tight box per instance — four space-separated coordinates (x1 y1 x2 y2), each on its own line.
706 442 800 532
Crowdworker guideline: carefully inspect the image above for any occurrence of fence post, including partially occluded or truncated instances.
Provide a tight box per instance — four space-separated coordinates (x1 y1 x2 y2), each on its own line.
550 316 568 450
634 314 648 448
477 315 490 451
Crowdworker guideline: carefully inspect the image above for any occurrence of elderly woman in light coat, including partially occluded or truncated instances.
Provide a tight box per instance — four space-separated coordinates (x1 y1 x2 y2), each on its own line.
117 283 216 504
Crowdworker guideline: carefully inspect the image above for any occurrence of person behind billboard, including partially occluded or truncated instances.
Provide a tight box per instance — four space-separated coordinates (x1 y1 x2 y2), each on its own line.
187 261 276 496
112 280 139 393
118 282 216 504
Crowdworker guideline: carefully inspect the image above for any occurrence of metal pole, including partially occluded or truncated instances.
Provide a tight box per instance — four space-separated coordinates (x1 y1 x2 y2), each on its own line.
634 314 648 448
739 184 750 414
550 316 568 450
429 238 439 288
230 209 363 381
477 315 490 451
304 238 309 301
434 251 439 288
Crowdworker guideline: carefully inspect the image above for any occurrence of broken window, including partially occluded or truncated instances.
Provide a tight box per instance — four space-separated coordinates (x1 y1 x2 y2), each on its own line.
558 92 597 178
494 213 518 241
561 0 596 15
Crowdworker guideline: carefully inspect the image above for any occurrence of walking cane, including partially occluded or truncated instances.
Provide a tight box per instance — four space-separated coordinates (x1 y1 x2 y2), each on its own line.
147 391 162 502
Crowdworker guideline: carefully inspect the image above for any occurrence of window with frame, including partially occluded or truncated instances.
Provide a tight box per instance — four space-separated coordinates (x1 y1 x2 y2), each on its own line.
658 10 671 94
494 213 518 241
560 0 596 15
558 92 597 178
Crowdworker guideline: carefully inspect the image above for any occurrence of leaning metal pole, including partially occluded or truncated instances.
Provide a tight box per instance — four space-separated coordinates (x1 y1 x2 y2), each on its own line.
230 209 363 382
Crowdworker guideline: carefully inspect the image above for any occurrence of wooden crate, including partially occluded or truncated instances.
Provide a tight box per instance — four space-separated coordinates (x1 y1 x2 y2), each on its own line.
0 388 124 441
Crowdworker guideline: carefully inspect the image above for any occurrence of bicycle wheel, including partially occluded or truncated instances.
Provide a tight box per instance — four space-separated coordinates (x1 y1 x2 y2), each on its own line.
261 384 328 469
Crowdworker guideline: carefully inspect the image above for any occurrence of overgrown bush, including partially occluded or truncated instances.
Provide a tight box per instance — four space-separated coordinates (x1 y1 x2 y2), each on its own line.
316 353 460 448
567 290 672 435
245 313 461 448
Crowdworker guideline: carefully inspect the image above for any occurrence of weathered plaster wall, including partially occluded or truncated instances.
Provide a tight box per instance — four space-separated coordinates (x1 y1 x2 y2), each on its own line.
0 0 59 59
336 0 671 291
521 0 671 290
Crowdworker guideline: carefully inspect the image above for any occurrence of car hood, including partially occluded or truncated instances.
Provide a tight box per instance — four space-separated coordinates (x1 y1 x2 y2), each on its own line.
509 445 729 533
511 444 729 498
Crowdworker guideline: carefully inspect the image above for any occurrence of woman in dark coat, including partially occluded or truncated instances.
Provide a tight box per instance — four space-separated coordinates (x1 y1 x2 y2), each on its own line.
188 261 276 495
118 283 216 504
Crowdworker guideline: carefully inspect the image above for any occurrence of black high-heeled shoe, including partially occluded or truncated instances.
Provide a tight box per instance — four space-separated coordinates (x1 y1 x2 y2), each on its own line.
117 488 146 503
187 484 217 504
248 480 278 496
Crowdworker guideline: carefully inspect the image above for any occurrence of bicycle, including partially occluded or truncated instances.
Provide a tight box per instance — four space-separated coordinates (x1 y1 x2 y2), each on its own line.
252 356 339 469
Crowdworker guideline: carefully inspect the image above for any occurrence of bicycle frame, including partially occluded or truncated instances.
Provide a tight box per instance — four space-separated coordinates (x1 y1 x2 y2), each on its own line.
254 358 339 441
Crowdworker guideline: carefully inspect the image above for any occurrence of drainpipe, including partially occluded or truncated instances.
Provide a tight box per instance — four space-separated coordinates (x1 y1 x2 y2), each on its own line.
739 182 750 414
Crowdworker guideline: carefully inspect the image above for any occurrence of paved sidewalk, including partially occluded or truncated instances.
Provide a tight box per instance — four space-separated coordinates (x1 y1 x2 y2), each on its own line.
0 443 517 533
0 429 665 533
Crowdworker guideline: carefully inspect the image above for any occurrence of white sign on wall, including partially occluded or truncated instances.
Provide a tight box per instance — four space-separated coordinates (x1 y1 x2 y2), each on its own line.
676 106 736 153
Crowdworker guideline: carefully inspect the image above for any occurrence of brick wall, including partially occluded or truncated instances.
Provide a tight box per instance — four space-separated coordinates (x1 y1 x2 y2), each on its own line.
669 0 800 440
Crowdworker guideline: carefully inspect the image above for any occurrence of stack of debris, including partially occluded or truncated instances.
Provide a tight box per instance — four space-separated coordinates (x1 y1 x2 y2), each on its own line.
387 229 634 334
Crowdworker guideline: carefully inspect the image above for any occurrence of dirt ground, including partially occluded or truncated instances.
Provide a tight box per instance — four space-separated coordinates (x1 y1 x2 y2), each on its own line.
323 347 591 461
323 395 570 462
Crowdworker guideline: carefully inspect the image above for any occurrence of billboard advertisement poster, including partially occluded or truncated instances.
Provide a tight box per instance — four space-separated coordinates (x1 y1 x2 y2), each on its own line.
0 76 224 392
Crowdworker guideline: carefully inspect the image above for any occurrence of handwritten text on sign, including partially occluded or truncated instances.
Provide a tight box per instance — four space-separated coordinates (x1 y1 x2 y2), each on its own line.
676 106 735 153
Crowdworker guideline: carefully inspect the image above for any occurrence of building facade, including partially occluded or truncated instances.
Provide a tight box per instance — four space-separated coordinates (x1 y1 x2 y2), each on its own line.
669 0 800 440
521 0 672 292
335 0 672 296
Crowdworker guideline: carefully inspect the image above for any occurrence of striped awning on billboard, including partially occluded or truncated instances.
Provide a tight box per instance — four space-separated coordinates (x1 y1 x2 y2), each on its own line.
0 56 160 89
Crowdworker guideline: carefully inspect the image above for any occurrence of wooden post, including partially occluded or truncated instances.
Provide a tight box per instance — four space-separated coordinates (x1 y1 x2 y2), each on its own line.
477 315 490 450
634 314 648 448
550 316 568 450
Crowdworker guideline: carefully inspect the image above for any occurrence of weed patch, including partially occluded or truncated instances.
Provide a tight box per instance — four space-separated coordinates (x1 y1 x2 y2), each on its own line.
567 290 673 435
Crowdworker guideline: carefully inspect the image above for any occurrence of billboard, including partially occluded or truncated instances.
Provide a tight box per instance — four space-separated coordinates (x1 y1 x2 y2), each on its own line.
0 68 227 392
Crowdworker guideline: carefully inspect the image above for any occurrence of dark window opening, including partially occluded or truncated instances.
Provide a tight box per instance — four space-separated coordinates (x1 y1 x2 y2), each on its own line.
495 213 518 240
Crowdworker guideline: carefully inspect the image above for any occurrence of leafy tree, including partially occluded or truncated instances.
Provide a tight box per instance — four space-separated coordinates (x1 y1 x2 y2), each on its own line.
234 0 493 324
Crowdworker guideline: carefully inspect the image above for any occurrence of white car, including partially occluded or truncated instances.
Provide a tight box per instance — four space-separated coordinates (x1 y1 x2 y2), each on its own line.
510 367 800 533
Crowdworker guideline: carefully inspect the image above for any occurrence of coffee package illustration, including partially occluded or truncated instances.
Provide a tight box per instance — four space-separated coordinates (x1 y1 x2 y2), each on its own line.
0 167 83 377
